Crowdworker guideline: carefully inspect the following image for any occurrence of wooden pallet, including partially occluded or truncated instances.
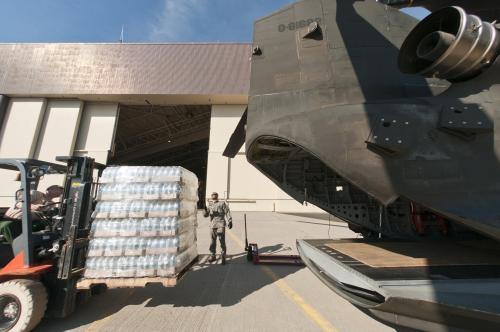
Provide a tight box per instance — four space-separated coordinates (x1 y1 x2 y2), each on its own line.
76 255 198 290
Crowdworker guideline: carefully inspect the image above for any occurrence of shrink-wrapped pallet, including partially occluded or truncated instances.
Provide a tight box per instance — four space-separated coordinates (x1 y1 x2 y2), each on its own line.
84 166 198 280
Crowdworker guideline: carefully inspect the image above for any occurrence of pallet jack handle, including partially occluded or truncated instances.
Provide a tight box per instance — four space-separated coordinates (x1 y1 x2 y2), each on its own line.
244 213 248 251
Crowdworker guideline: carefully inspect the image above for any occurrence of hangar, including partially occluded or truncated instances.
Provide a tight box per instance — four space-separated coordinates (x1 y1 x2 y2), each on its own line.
0 43 320 212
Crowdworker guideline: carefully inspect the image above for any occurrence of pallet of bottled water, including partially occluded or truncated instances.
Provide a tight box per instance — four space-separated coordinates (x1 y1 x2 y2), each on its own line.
100 166 198 185
79 166 199 289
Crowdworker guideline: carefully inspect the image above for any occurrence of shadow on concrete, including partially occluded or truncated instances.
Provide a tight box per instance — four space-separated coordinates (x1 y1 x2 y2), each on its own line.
37 246 303 332
253 243 293 254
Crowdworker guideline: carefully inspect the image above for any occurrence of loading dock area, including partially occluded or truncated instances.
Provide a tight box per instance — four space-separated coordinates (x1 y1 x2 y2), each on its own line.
36 212 402 332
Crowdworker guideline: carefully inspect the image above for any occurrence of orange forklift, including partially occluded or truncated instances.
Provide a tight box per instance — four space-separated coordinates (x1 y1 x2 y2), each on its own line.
0 156 104 332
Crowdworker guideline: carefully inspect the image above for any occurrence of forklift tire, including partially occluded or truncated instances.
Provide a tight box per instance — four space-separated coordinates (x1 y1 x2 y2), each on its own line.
75 290 91 306
0 279 47 332
90 284 107 296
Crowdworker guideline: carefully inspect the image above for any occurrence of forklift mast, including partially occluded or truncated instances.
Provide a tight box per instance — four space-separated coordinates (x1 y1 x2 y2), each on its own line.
48 156 104 318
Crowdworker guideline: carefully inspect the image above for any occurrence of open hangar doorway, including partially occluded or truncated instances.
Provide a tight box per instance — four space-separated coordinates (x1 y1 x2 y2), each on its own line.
109 104 211 207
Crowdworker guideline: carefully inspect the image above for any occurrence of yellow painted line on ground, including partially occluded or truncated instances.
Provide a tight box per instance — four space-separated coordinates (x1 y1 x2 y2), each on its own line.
226 229 338 332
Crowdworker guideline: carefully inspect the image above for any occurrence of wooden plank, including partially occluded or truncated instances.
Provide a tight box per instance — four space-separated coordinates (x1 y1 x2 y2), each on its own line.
77 276 178 289
76 255 198 290
326 241 500 268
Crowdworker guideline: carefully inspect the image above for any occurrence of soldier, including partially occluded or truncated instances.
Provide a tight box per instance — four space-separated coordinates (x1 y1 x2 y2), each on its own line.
204 192 232 264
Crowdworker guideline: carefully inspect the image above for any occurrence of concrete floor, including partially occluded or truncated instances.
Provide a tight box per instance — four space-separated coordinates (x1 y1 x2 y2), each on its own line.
37 212 402 332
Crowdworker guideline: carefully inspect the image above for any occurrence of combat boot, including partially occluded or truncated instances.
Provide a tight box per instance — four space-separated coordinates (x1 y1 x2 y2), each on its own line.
221 253 226 265
208 254 216 263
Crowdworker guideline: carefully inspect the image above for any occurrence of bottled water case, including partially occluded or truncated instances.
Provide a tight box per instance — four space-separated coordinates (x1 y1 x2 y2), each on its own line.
85 166 199 279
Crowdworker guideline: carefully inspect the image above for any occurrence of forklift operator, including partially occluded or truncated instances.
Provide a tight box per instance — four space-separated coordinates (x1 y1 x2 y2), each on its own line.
0 185 64 243
204 192 232 264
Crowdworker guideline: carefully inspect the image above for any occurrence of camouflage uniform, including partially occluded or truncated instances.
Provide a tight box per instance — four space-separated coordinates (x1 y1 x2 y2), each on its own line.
204 200 232 256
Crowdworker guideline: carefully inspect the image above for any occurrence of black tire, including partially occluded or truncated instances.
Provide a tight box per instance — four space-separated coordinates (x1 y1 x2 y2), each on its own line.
90 284 107 296
0 279 47 332
75 290 91 306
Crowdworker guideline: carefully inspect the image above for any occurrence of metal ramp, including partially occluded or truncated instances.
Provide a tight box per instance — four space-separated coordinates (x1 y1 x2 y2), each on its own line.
297 238 500 331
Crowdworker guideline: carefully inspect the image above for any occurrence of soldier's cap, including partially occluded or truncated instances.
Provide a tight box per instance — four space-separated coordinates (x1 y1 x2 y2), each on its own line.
211 192 219 196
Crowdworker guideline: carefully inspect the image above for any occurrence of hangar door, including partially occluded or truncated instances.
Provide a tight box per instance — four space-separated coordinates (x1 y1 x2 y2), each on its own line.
110 104 211 206
0 98 119 207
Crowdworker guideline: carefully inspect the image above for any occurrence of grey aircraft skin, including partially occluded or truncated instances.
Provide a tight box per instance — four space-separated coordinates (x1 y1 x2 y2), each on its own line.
226 0 500 241
224 0 500 329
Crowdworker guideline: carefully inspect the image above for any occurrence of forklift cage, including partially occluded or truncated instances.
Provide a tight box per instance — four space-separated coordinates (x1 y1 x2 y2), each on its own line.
0 159 68 266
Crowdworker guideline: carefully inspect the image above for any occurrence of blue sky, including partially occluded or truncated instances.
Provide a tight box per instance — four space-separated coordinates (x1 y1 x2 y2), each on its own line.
0 0 429 43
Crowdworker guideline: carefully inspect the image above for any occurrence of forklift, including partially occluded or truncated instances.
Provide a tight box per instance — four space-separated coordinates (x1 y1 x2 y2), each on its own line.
0 156 104 332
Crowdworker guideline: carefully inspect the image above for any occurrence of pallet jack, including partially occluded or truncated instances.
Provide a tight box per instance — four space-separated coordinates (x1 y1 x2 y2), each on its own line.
243 214 304 266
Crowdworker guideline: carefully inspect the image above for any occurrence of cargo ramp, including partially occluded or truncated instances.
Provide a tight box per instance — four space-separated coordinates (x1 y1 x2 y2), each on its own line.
297 239 500 331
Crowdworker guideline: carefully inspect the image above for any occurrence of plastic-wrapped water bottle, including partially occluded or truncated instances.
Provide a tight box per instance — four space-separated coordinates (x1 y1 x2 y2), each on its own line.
157 254 173 277
161 238 170 254
159 183 169 200
155 238 168 254
120 201 128 218
101 257 114 277
129 201 143 218
101 183 117 201
147 238 158 255
144 183 160 200
153 218 162 235
109 202 119 219
134 167 144 183
117 256 136 277
95 223 105 238
116 257 126 277
158 218 171 237
146 255 158 277
150 168 159 183
123 184 132 200
172 183 181 194
102 220 112 237
135 256 148 277
133 183 145 199
90 220 100 237
105 237 123 256
122 218 138 237
103 238 114 256
86 257 98 278
171 236 179 250
173 166 181 178
136 237 146 256
92 258 102 278
106 202 115 218
140 218 151 237
108 184 116 200
148 201 160 218
88 239 101 257
111 184 124 200
154 167 168 182
171 201 180 216
94 202 106 219
147 167 155 183
155 202 165 217
127 166 136 182
114 167 124 183
96 185 104 201
84 257 96 278
101 167 115 183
